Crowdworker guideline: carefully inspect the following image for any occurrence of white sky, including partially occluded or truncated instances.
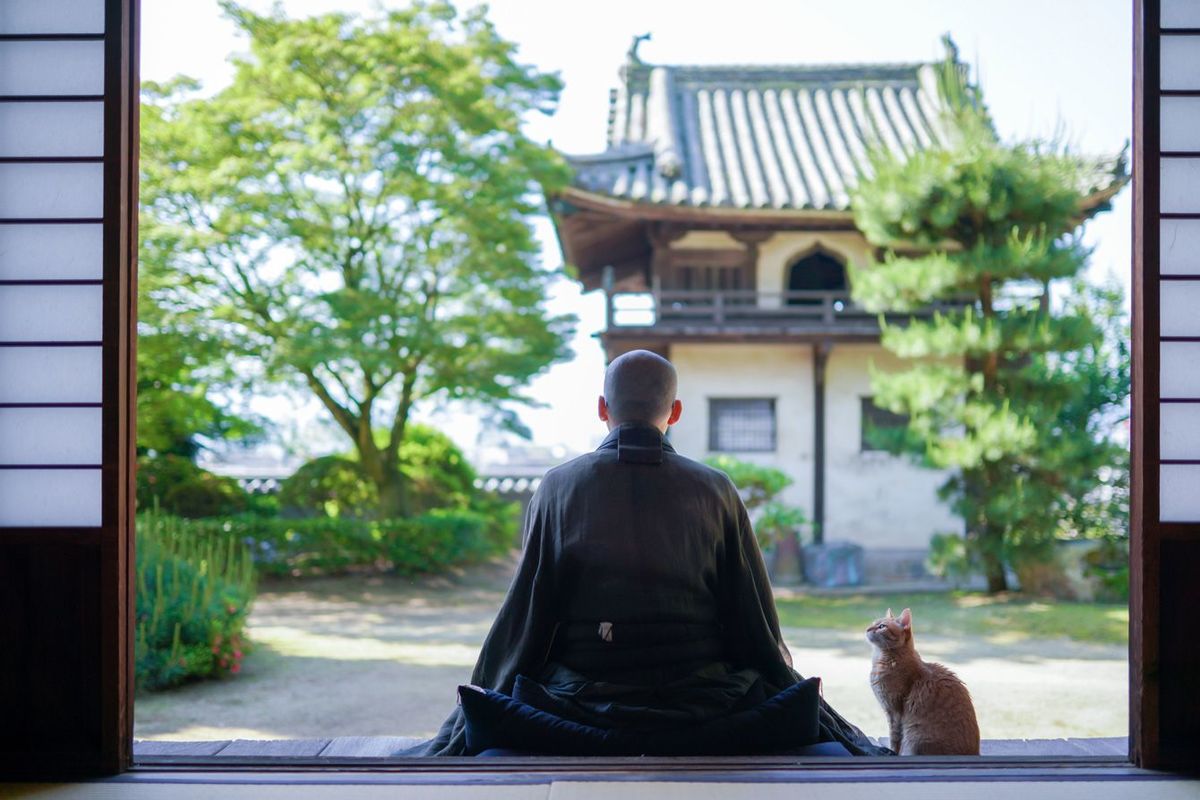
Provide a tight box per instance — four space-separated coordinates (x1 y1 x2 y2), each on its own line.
142 0 1133 461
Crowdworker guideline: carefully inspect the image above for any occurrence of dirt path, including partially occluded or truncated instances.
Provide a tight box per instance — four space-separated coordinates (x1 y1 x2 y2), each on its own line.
134 562 1127 742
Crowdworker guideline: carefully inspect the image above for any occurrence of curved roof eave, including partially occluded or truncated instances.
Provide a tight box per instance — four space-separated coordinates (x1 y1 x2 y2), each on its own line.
554 187 858 227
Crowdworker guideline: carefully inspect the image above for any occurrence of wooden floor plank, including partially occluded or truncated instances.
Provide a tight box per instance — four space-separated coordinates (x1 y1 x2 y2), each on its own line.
216 738 332 757
133 740 231 757
320 736 425 757
132 736 1129 760
1019 739 1094 756
1073 737 1129 756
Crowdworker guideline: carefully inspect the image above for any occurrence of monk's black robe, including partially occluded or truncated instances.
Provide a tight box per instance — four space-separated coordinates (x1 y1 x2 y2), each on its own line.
414 423 887 756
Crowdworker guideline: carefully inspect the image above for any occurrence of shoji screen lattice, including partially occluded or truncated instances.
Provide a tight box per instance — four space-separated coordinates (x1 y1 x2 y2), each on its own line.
1159 1 1200 522
0 0 109 527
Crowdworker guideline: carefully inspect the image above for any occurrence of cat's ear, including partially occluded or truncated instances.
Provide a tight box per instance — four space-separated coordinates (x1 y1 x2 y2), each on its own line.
898 608 912 629
885 608 894 619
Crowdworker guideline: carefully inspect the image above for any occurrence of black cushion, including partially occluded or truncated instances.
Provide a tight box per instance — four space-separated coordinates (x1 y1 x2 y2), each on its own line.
458 676 822 757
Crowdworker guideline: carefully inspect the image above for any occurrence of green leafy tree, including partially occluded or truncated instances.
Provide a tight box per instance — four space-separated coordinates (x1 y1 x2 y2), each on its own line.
137 210 262 458
850 52 1128 593
139 1 574 516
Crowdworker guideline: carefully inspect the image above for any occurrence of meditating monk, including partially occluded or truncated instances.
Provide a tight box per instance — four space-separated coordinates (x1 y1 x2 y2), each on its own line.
415 349 886 756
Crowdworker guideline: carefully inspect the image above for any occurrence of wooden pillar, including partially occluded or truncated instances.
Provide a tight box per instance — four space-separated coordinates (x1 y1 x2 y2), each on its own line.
731 229 772 292
812 340 831 545
602 264 615 330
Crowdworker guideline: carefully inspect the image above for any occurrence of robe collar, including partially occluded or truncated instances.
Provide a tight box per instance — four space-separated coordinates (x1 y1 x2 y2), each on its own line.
598 422 676 465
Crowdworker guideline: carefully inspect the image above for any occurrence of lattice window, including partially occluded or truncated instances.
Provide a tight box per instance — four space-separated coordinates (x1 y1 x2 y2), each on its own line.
708 398 776 452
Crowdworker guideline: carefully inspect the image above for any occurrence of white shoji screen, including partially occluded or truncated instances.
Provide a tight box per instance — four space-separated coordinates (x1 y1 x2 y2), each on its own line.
1159 0 1200 522
0 0 106 527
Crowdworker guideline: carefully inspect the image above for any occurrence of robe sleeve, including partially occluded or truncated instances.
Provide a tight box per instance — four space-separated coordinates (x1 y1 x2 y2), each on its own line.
415 480 561 755
717 487 799 690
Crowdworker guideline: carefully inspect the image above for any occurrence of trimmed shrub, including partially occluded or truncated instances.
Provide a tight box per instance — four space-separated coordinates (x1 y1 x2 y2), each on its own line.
472 492 523 551
157 507 514 578
137 454 250 518
702 455 792 510
135 512 256 690
277 455 377 519
703 455 808 548
385 509 493 574
277 425 480 519
240 516 386 576
401 425 478 513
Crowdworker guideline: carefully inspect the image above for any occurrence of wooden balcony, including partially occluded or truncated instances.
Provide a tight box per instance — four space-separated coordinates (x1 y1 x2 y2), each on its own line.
602 288 951 341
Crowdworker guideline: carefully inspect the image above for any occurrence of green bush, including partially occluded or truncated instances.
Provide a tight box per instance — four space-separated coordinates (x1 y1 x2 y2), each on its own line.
157 506 514 578
277 455 377 519
384 509 494 574
1083 537 1129 602
702 455 792 509
703 455 808 548
401 425 478 513
135 512 256 691
278 425 482 519
472 492 523 551
137 454 251 518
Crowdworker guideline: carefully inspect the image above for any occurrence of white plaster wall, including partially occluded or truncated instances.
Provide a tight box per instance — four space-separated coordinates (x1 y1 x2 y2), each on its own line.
671 230 744 249
670 343 814 517
669 341 960 551
824 343 962 548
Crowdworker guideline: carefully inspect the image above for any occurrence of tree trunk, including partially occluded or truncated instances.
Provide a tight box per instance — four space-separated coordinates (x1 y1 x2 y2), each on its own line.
376 470 409 520
980 520 1009 593
983 552 1009 593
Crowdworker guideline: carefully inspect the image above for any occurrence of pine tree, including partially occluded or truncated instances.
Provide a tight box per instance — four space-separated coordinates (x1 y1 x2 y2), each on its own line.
850 45 1128 592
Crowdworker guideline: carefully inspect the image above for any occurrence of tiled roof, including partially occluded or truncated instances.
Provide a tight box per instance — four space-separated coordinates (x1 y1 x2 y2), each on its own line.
565 59 1125 213
567 60 951 211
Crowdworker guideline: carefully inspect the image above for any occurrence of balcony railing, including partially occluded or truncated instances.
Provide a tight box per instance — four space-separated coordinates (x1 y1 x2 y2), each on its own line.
603 288 949 334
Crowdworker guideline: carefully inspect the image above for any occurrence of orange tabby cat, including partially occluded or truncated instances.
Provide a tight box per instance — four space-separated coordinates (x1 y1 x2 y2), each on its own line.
867 607 980 755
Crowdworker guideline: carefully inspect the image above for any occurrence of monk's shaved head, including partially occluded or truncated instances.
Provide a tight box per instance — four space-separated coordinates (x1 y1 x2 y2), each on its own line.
603 350 678 426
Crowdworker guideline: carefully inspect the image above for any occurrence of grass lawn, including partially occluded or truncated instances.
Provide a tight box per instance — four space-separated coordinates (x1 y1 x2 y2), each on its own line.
774 591 1129 646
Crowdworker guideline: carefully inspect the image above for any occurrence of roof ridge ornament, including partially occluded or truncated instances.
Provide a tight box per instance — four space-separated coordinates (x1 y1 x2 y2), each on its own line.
628 32 652 65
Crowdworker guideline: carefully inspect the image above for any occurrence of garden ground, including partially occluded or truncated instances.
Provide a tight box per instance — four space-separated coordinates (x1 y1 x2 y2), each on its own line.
134 557 1128 743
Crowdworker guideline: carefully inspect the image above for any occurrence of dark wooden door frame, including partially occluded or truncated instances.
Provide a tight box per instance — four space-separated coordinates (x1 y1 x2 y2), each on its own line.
1130 0 1156 770
1131 0 1200 771
100 0 140 774
0 0 138 777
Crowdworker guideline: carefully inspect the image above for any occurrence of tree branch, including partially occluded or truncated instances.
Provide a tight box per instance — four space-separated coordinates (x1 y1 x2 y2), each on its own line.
302 368 360 442
385 366 420 465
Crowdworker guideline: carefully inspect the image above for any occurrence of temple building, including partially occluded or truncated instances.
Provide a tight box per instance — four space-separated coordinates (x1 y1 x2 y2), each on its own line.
548 42 1125 579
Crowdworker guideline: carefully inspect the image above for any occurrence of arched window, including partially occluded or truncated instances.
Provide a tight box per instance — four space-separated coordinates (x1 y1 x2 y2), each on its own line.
786 249 848 304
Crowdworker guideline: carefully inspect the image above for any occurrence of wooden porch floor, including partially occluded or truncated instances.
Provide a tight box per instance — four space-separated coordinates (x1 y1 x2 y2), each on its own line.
133 736 1128 759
